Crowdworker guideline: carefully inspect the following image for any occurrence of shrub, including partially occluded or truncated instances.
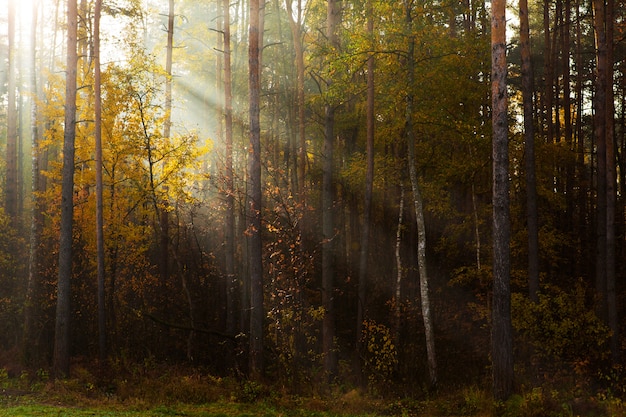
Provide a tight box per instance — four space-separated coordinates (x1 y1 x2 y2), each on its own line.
361 320 397 389
511 280 610 377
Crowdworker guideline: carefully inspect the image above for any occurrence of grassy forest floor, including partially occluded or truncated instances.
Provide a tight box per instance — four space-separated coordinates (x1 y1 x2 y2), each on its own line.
0 364 625 417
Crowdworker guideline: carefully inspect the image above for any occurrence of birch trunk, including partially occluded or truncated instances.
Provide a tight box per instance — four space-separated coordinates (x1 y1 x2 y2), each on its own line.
393 185 405 345
404 0 437 388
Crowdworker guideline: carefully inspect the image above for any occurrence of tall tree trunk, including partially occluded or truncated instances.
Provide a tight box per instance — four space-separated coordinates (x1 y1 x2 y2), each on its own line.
574 0 588 277
248 0 264 380
393 185 405 346
5 0 18 221
404 0 437 388
519 0 539 302
160 0 174 297
215 9 222 182
322 110 337 378
272 1 297 190
223 0 237 336
592 0 608 321
562 0 573 193
94 0 106 364
54 0 78 379
406 135 437 388
356 0 375 384
23 0 42 365
17 72 24 227
552 0 562 147
321 0 340 380
542 0 553 143
285 0 306 197
470 178 481 270
107 179 119 350
164 0 174 141
597 0 618 364
491 0 513 400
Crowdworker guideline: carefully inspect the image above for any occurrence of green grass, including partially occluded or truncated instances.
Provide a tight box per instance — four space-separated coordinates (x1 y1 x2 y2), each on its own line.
0 401 378 417
2 390 626 417
0 365 625 417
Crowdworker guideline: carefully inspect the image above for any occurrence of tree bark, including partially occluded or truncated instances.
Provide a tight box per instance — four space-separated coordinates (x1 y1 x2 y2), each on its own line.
470 180 481 270
54 0 78 379
593 0 618 364
321 108 337 379
321 0 340 380
94 0 106 364
5 0 18 221
393 185 405 346
404 0 437 388
592 0 608 321
519 0 539 302
491 0 513 401
23 0 42 365
223 0 237 337
159 0 174 299
574 0 588 277
542 0 553 143
164 0 174 141
604 0 618 364
562 0 573 218
285 0 306 197
248 0 264 380
356 0 375 385
406 137 437 388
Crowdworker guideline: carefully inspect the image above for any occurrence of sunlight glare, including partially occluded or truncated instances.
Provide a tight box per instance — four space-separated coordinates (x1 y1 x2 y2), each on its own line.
0 0 34 16
0 0 35 34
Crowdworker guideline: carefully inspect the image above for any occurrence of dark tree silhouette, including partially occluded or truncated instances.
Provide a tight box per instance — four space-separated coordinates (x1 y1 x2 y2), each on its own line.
491 0 513 400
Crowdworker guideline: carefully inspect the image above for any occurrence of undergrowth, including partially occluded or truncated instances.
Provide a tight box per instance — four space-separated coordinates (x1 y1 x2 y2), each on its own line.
0 362 625 416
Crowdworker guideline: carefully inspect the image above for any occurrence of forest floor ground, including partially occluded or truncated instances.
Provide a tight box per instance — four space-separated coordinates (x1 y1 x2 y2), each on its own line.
0 364 625 416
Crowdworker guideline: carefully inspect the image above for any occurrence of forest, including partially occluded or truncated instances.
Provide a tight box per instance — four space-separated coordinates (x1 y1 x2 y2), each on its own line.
0 0 625 413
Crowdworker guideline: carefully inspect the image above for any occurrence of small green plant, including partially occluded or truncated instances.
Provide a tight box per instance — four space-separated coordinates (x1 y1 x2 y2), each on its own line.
597 364 626 400
18 370 30 391
460 385 486 415
152 405 186 415
0 368 9 389
238 380 264 403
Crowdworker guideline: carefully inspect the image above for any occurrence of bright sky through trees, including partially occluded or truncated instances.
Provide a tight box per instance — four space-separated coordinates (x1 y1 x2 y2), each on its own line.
0 0 33 26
